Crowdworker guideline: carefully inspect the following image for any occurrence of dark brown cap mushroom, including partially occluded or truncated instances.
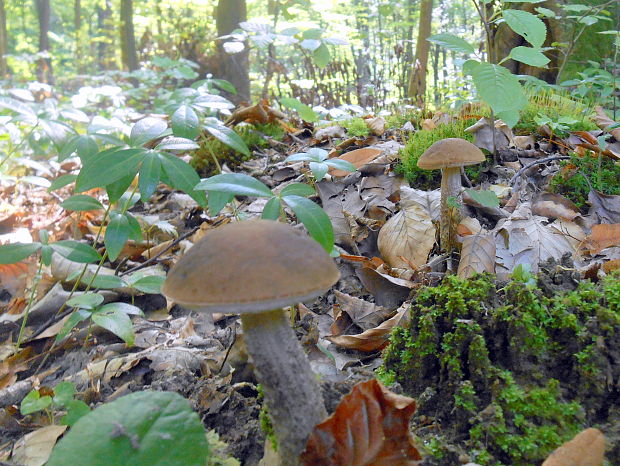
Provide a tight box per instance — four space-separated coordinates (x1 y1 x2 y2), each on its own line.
417 138 485 253
162 219 340 464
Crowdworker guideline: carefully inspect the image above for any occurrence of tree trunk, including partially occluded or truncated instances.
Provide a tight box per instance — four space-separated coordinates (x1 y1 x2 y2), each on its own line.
407 0 433 106
74 0 82 73
216 0 250 104
35 0 54 84
0 0 7 78
120 0 138 71
97 0 113 71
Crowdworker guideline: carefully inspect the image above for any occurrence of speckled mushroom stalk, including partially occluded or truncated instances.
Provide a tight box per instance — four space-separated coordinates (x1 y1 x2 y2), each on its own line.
161 220 340 465
417 138 485 254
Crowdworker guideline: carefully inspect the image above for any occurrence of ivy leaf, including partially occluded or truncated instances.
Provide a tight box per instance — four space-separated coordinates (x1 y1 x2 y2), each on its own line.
50 241 101 263
0 243 42 264
171 105 200 139
282 195 334 252
428 33 475 55
60 195 104 212
503 9 547 48
203 117 250 155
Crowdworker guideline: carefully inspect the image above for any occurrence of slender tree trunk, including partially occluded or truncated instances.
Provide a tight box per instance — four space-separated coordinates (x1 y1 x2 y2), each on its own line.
352 0 371 108
0 0 7 77
97 0 113 70
74 0 82 73
407 0 433 106
35 0 54 84
120 0 138 71
216 0 250 104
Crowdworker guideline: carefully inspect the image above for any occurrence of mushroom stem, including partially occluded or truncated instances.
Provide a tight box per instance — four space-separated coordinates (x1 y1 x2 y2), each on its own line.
439 166 463 253
241 310 327 465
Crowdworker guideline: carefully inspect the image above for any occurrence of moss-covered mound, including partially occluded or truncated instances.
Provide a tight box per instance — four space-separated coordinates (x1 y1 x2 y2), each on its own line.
381 273 620 465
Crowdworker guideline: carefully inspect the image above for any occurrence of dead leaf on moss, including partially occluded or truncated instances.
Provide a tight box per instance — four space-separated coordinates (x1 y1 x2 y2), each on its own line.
585 224 620 254
365 116 386 136
542 427 605 466
457 232 496 279
301 379 422 465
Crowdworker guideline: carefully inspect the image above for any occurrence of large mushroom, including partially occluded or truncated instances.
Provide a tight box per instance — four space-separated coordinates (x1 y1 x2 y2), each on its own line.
417 138 485 252
162 219 340 464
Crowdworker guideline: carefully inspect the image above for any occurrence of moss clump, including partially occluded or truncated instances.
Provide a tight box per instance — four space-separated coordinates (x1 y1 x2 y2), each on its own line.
550 153 620 210
339 117 370 138
382 273 620 465
191 123 284 174
396 118 480 189
385 109 422 129
514 89 596 135
256 384 277 452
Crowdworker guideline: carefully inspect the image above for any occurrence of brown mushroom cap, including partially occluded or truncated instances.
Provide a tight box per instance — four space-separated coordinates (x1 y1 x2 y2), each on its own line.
162 219 340 313
417 138 485 170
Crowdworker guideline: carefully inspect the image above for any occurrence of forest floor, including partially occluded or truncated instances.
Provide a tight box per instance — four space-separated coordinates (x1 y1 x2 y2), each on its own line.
1 101 620 465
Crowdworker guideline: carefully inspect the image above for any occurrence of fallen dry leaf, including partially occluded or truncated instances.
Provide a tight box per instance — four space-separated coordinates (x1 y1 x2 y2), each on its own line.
532 193 580 221
464 117 512 152
457 232 496 279
594 106 620 140
301 379 422 466
11 425 67 466
585 224 620 254
331 290 393 332
588 190 620 224
329 148 383 177
457 217 482 236
365 116 386 136
542 427 605 466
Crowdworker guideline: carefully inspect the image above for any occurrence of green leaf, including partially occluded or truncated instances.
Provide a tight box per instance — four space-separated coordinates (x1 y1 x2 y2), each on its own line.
471 62 527 114
281 195 334 252
92 307 135 346
41 245 54 266
261 196 282 220
47 391 209 466
171 105 200 139
0 243 41 264
53 382 76 407
61 400 91 427
195 173 273 197
105 213 131 262
76 135 99 161
279 183 315 197
56 309 91 342
496 109 521 128
428 33 475 54
106 173 136 205
20 390 52 415
309 161 329 181
48 174 77 192
76 148 146 192
51 241 102 263
128 275 166 294
158 152 206 206
462 59 481 76
465 189 500 208
203 118 250 156
84 273 126 290
0 96 36 118
61 195 104 212
156 137 199 151
508 46 550 67
325 159 357 172
503 9 547 48
67 292 104 309
99 302 144 316
130 117 168 147
280 97 319 123
313 43 331 68
207 191 234 215
139 152 162 201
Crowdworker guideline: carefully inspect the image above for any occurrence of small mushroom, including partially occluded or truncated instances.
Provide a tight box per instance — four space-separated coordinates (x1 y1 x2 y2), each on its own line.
417 138 485 252
162 219 340 464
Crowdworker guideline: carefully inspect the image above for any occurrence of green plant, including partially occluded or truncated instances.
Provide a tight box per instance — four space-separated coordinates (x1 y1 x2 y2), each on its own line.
284 147 355 181
20 382 90 426
396 119 477 189
340 117 370 138
195 173 336 253
550 153 620 210
47 391 211 466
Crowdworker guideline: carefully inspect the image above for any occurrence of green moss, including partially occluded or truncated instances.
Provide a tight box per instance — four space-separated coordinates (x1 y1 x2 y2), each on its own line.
396 119 480 189
340 117 371 138
514 89 596 135
385 109 422 129
191 123 284 174
382 273 620 465
550 154 620 210
257 384 278 452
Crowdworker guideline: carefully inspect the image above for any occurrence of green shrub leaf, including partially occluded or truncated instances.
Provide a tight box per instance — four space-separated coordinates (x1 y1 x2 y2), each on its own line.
0 243 41 264
51 240 102 263
281 195 334 252
60 195 104 212
130 117 168 147
92 306 135 346
195 173 273 197
508 46 550 67
76 148 146 192
20 390 52 415
503 9 547 48
428 33 475 54
47 391 209 466
171 105 200 139
203 117 250 156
